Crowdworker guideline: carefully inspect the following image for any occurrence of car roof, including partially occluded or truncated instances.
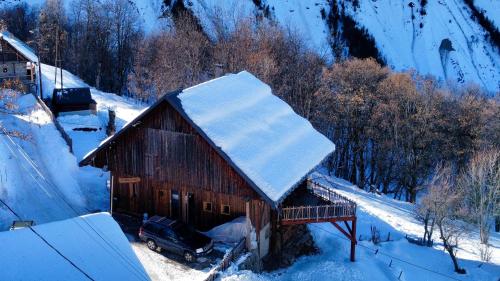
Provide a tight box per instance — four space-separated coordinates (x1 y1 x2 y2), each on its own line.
147 216 174 227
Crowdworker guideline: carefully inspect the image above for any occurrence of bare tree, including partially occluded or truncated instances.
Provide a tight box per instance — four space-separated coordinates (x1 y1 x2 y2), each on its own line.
419 164 467 274
459 149 500 246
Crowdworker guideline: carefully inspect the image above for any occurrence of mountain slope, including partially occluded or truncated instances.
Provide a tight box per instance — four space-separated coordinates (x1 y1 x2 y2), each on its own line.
183 0 500 92
2 0 498 91
339 0 500 92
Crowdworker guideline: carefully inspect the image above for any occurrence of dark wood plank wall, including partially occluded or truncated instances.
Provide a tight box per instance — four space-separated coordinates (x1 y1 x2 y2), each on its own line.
0 40 29 63
97 101 271 231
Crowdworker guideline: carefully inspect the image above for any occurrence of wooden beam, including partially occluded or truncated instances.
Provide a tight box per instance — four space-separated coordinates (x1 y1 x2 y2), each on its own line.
344 221 352 234
350 218 357 262
331 221 352 241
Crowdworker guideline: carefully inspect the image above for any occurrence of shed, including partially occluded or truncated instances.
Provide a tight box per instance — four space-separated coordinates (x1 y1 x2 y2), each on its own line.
51 87 97 116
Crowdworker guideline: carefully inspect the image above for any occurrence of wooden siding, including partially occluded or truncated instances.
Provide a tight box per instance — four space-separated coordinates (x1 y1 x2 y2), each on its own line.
95 101 270 231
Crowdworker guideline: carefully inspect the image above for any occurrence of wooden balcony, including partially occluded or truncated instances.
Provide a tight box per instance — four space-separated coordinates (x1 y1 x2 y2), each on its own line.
279 179 358 261
279 180 357 225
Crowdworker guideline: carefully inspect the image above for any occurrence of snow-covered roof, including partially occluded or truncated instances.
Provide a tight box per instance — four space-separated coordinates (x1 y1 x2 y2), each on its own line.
0 213 149 281
0 30 39 63
176 71 334 203
81 71 334 206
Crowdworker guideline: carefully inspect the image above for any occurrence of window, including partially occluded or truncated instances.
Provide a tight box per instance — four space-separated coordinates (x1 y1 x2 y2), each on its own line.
203 202 213 213
221 204 231 215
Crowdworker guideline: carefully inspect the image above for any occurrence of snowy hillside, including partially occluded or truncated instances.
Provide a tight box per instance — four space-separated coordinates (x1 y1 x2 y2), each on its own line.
186 0 332 58
0 94 87 229
3 0 498 91
341 0 500 92
181 0 500 92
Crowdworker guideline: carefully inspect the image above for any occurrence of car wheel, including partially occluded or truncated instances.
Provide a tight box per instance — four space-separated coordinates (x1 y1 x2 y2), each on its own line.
146 239 157 251
184 251 195 262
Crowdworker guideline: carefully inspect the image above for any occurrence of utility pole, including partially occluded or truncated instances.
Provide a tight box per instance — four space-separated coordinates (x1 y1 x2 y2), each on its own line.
54 24 58 88
38 52 43 99
28 30 44 99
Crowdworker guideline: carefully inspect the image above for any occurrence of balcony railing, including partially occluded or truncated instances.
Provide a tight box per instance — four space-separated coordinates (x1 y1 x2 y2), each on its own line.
279 180 356 224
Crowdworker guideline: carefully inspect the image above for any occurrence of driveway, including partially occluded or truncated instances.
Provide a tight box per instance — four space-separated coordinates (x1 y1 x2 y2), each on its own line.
114 213 226 281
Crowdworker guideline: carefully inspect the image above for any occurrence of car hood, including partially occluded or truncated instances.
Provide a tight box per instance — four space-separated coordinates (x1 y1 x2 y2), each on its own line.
183 231 212 249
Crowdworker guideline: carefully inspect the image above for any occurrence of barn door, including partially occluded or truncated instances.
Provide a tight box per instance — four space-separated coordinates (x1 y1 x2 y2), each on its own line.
129 183 139 214
171 190 181 219
155 189 169 216
183 192 195 225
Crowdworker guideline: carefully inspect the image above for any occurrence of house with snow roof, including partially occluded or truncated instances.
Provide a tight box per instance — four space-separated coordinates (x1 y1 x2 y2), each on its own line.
0 30 38 92
80 71 357 261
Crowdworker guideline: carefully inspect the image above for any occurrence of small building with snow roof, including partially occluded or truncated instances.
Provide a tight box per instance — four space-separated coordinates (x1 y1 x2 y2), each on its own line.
80 71 357 261
0 30 38 92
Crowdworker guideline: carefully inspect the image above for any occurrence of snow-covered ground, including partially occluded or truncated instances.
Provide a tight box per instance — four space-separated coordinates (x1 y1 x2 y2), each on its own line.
0 94 87 230
0 213 149 281
221 171 500 281
40 63 146 160
129 239 212 281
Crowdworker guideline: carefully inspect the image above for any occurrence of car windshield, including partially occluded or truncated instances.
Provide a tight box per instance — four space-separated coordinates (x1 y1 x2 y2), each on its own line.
171 222 194 239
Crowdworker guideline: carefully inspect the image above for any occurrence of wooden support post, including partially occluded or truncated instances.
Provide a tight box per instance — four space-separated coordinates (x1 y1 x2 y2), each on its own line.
350 217 357 262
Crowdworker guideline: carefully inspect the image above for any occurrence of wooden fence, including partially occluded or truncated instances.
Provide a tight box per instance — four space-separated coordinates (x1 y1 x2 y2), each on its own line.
204 238 246 281
32 93 73 153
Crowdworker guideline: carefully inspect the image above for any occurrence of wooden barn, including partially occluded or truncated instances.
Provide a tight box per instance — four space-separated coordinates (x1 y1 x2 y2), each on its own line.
80 71 357 261
0 31 38 92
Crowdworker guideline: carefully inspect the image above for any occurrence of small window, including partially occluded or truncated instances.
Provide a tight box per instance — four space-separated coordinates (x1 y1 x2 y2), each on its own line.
203 202 213 213
221 204 231 215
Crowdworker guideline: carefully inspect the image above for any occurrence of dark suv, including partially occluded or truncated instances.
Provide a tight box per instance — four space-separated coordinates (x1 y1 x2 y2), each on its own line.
139 216 213 262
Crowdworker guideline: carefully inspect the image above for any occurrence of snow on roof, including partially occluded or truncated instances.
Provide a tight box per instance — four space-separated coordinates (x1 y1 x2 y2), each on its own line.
0 30 39 63
178 71 335 203
0 213 149 281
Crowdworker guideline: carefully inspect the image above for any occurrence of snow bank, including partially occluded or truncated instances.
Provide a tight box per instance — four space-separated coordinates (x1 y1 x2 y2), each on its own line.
204 216 251 244
0 212 150 281
179 71 335 203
